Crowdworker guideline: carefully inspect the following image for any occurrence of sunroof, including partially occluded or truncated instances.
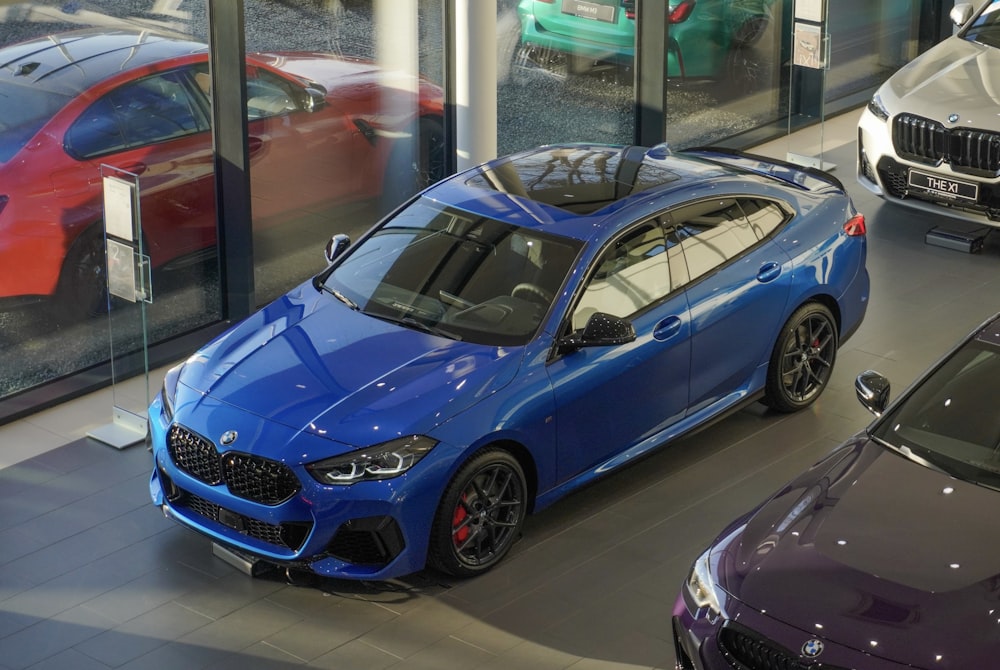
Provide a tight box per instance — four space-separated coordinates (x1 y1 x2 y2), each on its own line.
465 145 681 214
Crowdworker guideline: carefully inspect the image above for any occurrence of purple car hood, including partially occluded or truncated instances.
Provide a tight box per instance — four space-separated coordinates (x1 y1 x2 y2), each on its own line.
723 438 1000 669
177 283 522 447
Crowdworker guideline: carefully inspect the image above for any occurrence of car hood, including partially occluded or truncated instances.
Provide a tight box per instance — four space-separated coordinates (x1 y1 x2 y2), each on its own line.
720 438 1000 668
884 36 1000 127
176 282 522 447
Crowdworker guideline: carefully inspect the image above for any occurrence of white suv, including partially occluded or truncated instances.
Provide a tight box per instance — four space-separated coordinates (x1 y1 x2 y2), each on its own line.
858 1 1000 227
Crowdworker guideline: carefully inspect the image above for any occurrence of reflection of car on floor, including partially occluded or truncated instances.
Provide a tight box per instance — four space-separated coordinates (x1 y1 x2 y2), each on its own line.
150 142 869 581
0 28 444 319
513 0 775 82
674 311 1000 670
858 1 1000 228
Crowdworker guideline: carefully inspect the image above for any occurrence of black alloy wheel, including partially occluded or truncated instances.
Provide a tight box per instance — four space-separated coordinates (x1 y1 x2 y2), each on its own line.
54 223 110 323
764 302 838 413
429 449 527 577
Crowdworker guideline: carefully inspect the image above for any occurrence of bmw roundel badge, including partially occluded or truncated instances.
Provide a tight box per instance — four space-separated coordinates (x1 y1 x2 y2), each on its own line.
802 638 824 658
220 430 238 446
948 113 960 124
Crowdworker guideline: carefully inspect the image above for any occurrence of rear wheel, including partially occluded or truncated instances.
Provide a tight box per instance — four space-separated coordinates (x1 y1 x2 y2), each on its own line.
763 303 837 413
53 223 109 323
428 449 527 577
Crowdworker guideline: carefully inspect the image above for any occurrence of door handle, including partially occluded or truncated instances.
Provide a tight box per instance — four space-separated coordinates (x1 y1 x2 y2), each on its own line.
756 261 781 283
653 315 682 341
248 136 264 157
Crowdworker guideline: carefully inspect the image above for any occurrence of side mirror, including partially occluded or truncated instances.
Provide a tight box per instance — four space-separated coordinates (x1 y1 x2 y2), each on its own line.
950 3 973 27
559 312 636 352
324 234 350 264
855 370 890 416
303 86 327 112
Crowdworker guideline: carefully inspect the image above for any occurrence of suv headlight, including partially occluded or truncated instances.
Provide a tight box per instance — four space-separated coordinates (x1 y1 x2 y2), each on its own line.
686 547 723 616
867 92 889 122
306 435 437 485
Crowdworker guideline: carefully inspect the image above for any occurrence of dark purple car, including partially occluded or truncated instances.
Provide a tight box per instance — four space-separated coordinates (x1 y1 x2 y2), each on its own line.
673 312 1000 669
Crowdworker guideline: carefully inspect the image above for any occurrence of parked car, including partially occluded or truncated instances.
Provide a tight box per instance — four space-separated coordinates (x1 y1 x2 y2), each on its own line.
858 1 1000 228
513 0 775 82
674 312 1000 669
149 142 868 581
0 28 444 319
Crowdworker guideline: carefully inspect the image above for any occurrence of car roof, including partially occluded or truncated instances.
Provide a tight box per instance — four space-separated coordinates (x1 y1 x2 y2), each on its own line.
0 28 207 97
430 143 748 239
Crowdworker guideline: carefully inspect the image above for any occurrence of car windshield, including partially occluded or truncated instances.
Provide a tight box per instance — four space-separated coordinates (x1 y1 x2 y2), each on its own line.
871 337 1000 489
321 198 583 346
0 82 71 163
962 0 1000 48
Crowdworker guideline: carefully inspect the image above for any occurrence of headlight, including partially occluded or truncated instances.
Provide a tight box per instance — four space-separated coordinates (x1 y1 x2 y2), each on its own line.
306 435 438 485
686 547 723 616
867 92 889 122
160 363 183 422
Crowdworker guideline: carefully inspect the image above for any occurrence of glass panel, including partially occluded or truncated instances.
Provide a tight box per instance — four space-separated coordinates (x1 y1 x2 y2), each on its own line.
497 0 636 156
245 0 447 306
0 4 221 404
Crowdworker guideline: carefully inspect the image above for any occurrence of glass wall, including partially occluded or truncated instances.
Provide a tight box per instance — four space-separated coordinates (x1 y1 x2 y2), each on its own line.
0 2 220 406
0 0 944 421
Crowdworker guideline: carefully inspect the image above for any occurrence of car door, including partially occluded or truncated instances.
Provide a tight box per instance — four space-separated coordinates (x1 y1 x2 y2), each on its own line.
670 197 793 414
546 219 692 482
62 66 216 267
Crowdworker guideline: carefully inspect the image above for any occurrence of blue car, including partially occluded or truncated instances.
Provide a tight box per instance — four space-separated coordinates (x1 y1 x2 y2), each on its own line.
149 143 869 580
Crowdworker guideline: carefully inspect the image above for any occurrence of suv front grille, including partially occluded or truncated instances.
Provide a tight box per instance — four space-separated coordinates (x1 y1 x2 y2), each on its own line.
168 425 301 505
894 113 1000 175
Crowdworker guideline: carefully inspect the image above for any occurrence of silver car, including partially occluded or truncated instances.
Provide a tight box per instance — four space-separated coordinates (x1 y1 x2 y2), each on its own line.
858 1 1000 227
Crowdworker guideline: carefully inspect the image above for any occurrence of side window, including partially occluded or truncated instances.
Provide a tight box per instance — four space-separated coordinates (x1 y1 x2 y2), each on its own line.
572 222 678 330
739 198 789 239
671 198 759 281
66 69 208 158
246 67 301 120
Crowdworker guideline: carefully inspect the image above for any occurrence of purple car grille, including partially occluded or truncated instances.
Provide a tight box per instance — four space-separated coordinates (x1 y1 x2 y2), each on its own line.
718 623 850 670
894 113 1000 175
181 491 311 551
168 425 301 505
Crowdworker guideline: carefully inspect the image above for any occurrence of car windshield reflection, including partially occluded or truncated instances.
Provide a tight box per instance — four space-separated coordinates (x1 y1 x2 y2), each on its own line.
872 339 1000 487
322 198 583 346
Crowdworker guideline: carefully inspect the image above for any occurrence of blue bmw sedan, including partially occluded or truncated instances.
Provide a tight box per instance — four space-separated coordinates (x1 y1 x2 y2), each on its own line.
149 143 869 580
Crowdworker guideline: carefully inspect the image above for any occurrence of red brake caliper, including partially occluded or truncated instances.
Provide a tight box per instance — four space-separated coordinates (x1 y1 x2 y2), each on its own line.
452 493 469 546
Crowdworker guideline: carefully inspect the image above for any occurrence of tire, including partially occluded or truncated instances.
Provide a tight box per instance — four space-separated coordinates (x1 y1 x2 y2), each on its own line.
383 116 446 204
428 448 527 577
53 223 110 323
763 303 838 413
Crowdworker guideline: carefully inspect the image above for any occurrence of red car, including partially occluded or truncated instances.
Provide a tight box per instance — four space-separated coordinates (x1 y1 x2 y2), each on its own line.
0 29 444 319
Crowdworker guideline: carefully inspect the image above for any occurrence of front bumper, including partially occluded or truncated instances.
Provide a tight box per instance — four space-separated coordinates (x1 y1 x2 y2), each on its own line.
148 395 444 580
857 107 1000 228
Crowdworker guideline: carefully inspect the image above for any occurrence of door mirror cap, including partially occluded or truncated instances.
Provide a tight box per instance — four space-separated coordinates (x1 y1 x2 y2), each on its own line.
855 370 890 416
559 312 636 352
951 3 974 27
324 234 351 265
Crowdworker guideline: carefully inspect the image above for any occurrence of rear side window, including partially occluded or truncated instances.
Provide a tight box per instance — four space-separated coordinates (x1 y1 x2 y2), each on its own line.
0 83 70 163
66 68 209 159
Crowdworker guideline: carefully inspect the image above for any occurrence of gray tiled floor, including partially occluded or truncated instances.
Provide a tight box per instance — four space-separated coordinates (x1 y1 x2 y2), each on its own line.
4 109 1000 669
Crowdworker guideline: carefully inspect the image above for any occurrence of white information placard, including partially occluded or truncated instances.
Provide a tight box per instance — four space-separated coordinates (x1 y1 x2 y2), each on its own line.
103 175 137 242
795 0 826 23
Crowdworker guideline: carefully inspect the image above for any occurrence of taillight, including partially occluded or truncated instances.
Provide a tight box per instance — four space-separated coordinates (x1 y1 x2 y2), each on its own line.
844 213 866 237
623 0 636 19
668 0 696 23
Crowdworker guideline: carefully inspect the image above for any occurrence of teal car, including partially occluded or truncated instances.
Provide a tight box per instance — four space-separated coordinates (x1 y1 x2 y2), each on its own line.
515 0 775 80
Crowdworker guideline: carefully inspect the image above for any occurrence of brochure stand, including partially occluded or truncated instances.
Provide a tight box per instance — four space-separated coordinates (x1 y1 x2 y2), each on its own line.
87 165 153 449
786 0 834 171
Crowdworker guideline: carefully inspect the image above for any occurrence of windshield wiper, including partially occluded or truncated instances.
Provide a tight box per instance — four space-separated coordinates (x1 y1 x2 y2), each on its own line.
367 312 462 341
319 283 358 310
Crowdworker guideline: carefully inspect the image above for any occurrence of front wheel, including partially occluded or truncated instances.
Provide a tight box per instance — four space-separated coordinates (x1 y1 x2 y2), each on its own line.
763 303 838 413
428 449 527 577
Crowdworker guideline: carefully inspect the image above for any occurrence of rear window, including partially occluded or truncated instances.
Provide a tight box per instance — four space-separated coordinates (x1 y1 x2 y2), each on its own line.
0 82 71 162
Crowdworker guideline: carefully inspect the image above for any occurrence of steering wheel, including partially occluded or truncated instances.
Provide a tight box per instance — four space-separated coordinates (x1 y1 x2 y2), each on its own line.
511 282 553 306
